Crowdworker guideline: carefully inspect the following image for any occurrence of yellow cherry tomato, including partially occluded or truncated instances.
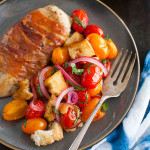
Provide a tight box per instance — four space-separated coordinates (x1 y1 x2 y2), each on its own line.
22 118 47 134
51 47 69 65
105 39 118 59
88 80 103 96
86 33 109 59
82 98 105 122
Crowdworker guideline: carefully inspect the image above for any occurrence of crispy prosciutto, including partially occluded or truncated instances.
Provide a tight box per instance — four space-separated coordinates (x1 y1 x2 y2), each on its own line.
0 4 72 97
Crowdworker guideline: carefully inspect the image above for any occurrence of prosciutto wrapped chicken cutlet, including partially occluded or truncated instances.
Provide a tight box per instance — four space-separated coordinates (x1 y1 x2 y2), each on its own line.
0 4 72 97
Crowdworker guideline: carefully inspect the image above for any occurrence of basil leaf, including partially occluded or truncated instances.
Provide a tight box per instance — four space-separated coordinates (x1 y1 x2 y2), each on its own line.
102 103 109 111
100 59 109 65
72 14 86 28
36 84 44 96
87 67 90 74
85 92 88 101
71 63 84 75
66 79 85 91
51 106 61 116
51 66 59 75
104 34 112 41
64 60 69 68
77 101 88 104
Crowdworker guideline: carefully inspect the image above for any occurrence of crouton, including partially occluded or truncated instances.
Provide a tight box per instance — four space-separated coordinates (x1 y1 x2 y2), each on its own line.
44 94 57 122
49 121 63 141
64 128 76 132
44 70 68 96
31 130 54 146
68 39 95 59
12 79 33 100
31 121 63 146
63 31 84 47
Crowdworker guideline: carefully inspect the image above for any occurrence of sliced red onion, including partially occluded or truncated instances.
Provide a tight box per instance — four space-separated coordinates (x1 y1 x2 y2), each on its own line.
39 66 51 100
30 78 37 101
65 119 82 129
66 91 78 105
68 57 108 76
55 86 74 122
55 64 82 87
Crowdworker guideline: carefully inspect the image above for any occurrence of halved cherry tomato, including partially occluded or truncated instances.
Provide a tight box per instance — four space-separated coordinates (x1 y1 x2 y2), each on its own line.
76 90 91 110
82 98 105 122
51 47 69 65
60 107 77 129
103 61 111 77
88 80 103 96
105 39 118 59
71 9 89 33
84 25 104 37
22 118 47 134
86 33 109 59
64 65 81 84
81 65 102 89
25 100 45 119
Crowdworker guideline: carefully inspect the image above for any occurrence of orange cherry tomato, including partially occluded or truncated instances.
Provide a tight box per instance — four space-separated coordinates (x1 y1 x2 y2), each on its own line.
51 47 69 65
88 80 103 96
22 118 47 134
86 33 109 59
82 98 105 122
105 39 118 59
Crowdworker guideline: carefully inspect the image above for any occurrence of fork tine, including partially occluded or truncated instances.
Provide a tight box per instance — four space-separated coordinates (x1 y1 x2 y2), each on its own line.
118 52 132 82
112 50 128 79
123 54 136 84
110 49 123 74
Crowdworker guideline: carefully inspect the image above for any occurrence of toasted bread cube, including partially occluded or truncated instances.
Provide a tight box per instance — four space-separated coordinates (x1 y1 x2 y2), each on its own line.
31 130 54 146
44 94 57 122
68 39 95 59
63 31 84 47
13 79 33 100
44 70 68 96
49 121 64 141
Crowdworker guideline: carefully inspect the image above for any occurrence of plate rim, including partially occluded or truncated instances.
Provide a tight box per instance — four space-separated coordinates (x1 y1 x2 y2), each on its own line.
0 0 140 149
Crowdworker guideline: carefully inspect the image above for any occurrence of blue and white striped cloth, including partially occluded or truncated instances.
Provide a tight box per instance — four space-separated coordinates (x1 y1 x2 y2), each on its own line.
88 51 150 150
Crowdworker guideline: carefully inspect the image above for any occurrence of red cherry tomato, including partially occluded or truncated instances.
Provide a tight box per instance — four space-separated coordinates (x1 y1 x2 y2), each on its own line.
60 107 77 129
25 100 45 119
84 25 104 37
81 65 102 89
64 65 81 84
76 90 91 110
71 9 89 33
103 61 111 77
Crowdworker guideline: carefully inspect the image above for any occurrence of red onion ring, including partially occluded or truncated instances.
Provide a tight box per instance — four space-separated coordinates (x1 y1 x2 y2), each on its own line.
55 87 74 122
65 119 82 129
68 56 108 76
91 95 102 99
66 91 78 105
55 64 82 88
30 78 37 101
39 66 51 99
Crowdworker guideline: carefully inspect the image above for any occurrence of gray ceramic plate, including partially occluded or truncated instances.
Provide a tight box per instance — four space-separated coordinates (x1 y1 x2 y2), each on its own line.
0 0 140 149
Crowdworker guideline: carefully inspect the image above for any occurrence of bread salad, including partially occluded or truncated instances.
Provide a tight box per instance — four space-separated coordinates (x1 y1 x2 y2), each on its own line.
1 5 118 146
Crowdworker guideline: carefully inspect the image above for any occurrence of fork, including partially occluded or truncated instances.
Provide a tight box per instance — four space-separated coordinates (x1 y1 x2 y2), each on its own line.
69 50 136 150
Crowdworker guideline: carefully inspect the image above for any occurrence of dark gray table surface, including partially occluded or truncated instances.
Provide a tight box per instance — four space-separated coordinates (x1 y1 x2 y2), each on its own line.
0 0 149 149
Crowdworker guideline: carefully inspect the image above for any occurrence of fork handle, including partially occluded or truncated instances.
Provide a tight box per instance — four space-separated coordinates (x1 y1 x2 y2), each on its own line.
69 96 109 150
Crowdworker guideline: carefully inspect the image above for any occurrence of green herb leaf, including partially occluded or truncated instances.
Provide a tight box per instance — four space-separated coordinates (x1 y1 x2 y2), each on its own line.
71 63 84 75
102 103 109 111
64 60 69 68
85 92 88 101
87 67 90 74
104 34 112 41
72 14 86 28
66 79 85 91
74 105 80 125
36 84 44 96
100 59 109 65
51 66 59 75
77 101 88 104
51 106 61 116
